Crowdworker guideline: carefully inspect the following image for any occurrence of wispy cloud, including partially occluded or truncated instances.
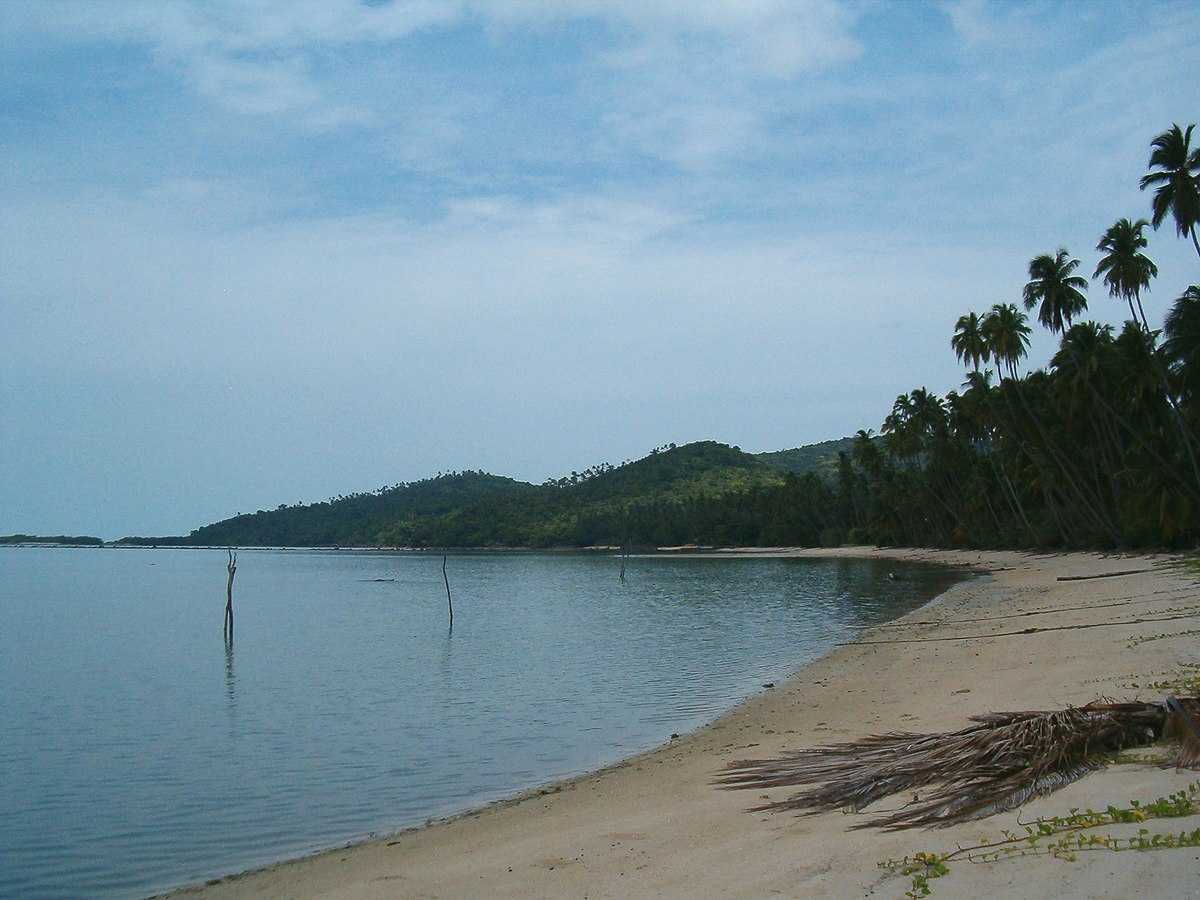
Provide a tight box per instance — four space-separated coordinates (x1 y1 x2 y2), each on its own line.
7 0 861 158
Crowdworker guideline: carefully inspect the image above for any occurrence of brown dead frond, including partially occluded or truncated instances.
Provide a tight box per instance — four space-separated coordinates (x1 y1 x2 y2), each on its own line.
717 697 1200 830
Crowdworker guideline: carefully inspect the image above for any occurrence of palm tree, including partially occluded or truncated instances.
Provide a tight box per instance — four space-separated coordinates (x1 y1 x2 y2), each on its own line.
1093 218 1158 331
1139 123 1200 258
951 312 989 373
981 303 1031 379
983 302 1117 541
1163 286 1200 404
851 428 883 478
1023 249 1089 334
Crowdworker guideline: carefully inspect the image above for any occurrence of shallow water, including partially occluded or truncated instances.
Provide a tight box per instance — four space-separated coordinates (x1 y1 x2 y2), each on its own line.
0 548 963 899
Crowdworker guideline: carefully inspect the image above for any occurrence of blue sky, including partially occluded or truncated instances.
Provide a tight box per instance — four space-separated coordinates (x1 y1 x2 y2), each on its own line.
2 0 1199 537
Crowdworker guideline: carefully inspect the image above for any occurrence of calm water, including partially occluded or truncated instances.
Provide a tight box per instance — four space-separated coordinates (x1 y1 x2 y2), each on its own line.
0 549 963 899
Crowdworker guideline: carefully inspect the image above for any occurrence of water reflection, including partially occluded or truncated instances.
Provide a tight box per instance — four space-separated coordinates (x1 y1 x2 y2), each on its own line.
223 636 237 721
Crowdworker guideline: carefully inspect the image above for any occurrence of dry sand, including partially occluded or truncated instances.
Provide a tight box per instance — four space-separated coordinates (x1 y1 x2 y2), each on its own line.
169 548 1200 899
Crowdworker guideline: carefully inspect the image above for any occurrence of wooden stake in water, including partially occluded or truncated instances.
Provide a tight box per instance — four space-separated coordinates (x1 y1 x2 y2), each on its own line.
224 549 237 642
443 554 453 630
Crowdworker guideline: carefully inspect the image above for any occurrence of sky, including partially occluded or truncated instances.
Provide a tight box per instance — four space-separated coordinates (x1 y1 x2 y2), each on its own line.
2 0 1199 538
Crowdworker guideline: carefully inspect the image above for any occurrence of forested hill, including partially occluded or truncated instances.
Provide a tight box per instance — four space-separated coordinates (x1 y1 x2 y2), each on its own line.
754 438 859 478
0 534 104 546
127 440 854 549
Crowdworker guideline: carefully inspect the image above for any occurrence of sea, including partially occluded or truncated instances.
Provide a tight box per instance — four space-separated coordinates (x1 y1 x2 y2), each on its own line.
0 548 964 899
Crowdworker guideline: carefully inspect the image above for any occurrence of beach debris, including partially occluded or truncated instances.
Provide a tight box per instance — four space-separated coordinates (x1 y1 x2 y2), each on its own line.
717 697 1200 830
1056 568 1152 582
838 608 1200 646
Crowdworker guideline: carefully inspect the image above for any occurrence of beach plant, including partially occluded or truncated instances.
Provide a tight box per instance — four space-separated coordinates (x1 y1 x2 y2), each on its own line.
879 781 1200 897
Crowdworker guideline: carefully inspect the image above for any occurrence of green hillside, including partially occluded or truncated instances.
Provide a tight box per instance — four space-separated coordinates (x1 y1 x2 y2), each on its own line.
755 437 858 479
162 472 536 547
0 534 104 546
125 440 802 548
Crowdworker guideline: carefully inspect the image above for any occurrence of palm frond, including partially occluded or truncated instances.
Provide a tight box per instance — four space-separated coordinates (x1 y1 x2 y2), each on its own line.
718 698 1200 830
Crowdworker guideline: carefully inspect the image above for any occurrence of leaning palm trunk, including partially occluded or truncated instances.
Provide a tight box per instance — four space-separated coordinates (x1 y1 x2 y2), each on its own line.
718 698 1200 831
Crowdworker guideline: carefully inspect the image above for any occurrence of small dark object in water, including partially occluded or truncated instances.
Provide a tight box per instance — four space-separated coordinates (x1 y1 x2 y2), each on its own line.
671 733 680 740
762 682 775 689
886 571 900 581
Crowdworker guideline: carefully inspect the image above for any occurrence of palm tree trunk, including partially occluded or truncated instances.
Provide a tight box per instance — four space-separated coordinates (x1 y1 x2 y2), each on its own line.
1130 295 1150 334
990 452 1036 541
980 489 1005 538
1083 377 1200 507
1002 375 1120 544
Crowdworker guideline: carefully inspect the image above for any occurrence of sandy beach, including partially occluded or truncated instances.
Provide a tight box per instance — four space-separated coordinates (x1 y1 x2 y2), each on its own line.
169 548 1200 899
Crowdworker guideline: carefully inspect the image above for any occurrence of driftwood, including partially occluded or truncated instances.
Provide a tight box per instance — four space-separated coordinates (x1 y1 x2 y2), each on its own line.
223 549 237 642
1056 568 1151 582
838 610 1200 646
856 586 1200 629
719 697 1200 830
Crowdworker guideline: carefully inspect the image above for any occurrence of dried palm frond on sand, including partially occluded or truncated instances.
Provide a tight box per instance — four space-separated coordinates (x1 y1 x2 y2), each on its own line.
718 697 1200 830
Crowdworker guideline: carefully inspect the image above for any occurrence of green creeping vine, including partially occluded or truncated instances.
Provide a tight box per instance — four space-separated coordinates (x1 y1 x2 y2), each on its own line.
879 781 1200 898
1127 627 1200 648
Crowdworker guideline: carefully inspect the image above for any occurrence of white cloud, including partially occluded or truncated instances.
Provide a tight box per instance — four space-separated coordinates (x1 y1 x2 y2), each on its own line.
485 0 861 77
5 0 861 160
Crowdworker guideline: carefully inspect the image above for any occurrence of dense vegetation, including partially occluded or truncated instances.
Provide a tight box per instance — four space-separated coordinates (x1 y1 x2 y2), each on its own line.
116 122 1199 553
0 534 103 546
841 122 1200 549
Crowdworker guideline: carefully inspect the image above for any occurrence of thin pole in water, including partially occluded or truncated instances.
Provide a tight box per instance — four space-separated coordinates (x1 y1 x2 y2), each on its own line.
442 554 453 630
224 549 237 642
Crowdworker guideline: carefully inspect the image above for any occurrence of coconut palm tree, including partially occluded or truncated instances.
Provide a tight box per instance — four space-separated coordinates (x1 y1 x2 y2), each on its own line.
984 302 1117 541
1023 249 1089 335
1163 286 1200 405
1093 218 1158 331
951 312 990 373
1139 123 1200 258
981 303 1031 379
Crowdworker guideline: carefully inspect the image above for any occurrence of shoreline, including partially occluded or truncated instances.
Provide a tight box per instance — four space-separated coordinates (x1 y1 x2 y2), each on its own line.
167 547 1200 899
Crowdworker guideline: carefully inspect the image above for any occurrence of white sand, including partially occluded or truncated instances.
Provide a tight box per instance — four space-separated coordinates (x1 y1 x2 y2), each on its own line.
168 548 1200 899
